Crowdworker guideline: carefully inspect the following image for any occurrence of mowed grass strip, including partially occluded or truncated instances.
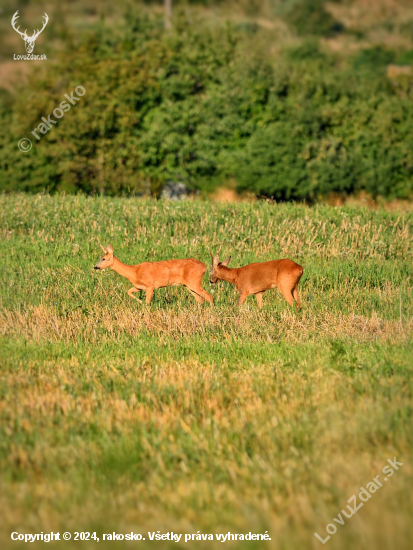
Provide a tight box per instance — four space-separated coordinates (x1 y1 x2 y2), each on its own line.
0 194 412 549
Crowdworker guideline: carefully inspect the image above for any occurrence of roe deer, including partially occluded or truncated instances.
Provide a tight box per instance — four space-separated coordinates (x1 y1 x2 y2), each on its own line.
94 244 213 305
210 253 303 309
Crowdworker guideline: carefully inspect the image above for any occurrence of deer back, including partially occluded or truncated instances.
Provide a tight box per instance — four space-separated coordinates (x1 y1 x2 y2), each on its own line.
236 259 303 292
134 258 206 287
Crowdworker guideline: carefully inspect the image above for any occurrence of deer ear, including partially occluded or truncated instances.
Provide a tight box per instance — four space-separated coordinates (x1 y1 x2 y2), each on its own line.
213 253 220 265
220 256 231 267
107 244 114 254
100 244 108 253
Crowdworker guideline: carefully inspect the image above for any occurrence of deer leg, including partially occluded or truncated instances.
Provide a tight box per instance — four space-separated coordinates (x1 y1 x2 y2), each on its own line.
145 287 154 304
128 287 142 302
198 287 214 305
238 291 249 306
255 291 264 309
277 283 294 307
187 285 214 305
188 289 204 304
293 285 302 310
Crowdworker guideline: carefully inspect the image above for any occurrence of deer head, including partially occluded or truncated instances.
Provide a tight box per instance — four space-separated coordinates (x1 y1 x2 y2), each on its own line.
94 244 114 270
209 252 231 284
11 11 48 54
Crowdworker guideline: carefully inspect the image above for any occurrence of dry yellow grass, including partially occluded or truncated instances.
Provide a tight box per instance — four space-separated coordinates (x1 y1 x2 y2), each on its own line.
0 303 411 346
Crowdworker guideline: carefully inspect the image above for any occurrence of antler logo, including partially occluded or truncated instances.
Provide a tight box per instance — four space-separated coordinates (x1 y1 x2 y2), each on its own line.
11 11 48 54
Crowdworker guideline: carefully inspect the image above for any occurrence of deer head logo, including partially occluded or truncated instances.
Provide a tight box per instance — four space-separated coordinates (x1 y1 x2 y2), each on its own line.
11 11 49 54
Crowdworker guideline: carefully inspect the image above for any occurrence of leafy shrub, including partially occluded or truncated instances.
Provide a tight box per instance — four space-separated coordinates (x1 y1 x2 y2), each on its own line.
283 0 344 37
353 46 396 71
0 6 412 200
396 49 413 65
286 40 327 62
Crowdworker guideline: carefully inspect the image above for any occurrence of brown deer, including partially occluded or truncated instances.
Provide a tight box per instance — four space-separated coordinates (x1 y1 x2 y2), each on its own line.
94 244 213 305
210 253 303 309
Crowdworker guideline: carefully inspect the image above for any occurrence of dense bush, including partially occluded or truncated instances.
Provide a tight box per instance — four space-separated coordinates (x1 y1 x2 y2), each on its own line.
353 46 396 72
282 0 344 38
0 6 412 200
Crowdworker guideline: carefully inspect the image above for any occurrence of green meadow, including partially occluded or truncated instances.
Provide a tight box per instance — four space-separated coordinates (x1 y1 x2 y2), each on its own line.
0 193 412 549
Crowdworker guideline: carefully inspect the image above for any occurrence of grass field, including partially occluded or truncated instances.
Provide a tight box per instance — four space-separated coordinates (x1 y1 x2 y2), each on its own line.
0 194 412 549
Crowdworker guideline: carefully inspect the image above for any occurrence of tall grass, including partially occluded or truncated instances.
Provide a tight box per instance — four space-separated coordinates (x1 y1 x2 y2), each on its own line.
0 194 412 549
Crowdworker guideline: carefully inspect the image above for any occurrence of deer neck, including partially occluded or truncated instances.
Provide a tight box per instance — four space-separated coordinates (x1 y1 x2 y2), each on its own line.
110 257 136 283
217 265 237 285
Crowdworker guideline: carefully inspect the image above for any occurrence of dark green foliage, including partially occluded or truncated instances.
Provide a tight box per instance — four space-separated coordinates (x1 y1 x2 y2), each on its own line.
0 6 412 200
286 39 327 61
282 0 344 37
396 49 413 65
353 46 396 71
